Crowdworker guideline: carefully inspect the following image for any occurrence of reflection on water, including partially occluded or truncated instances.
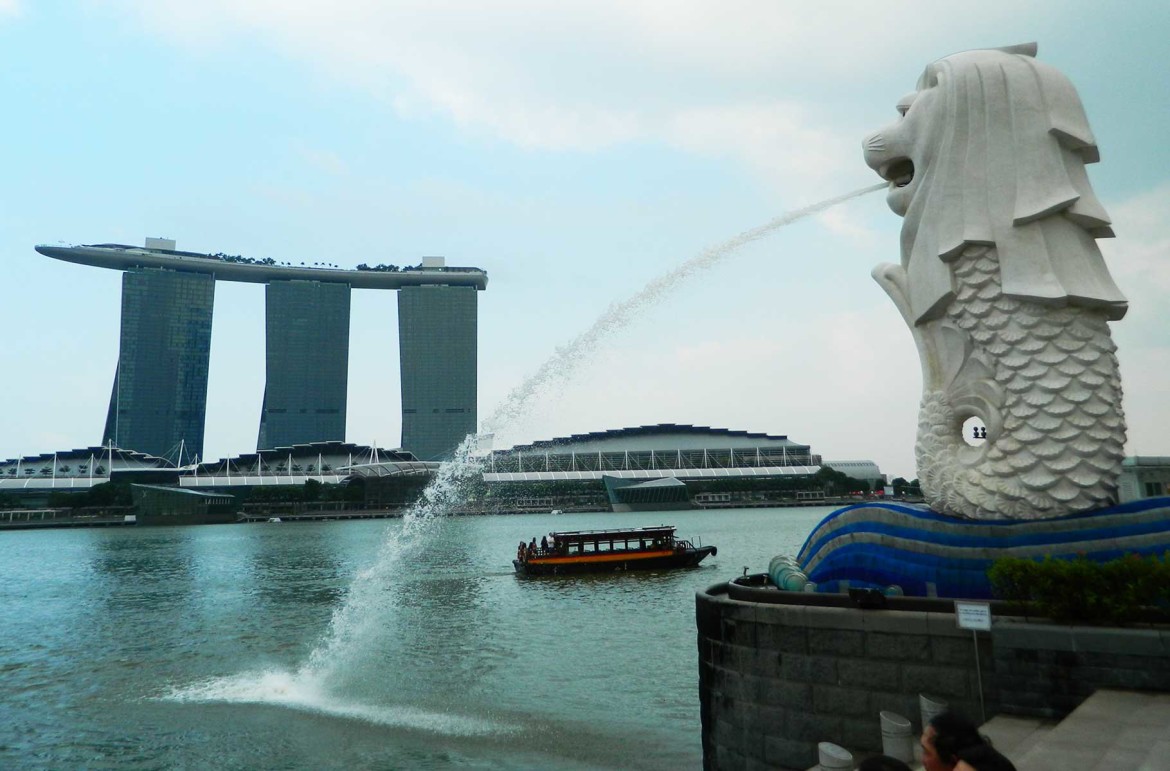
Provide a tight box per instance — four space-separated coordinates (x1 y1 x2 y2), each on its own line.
243 526 348 607
0 507 832 769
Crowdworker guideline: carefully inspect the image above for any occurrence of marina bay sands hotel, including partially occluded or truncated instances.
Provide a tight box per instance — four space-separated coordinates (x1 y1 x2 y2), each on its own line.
36 239 487 462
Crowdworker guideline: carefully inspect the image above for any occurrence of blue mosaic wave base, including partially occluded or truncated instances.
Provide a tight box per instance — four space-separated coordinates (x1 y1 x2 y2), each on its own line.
796 497 1170 599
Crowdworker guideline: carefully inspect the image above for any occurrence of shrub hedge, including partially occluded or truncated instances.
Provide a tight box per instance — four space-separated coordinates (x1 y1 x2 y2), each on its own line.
988 553 1170 624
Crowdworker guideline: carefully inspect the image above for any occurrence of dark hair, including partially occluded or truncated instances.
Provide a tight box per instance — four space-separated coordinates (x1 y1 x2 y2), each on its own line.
859 756 912 771
928 711 986 761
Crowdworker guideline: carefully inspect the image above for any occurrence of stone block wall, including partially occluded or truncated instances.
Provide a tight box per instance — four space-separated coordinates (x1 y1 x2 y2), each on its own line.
697 586 993 770
993 621 1170 717
699 585 1170 770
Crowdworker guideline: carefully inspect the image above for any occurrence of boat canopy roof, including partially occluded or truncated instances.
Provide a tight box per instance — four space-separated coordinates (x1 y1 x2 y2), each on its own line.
548 526 676 544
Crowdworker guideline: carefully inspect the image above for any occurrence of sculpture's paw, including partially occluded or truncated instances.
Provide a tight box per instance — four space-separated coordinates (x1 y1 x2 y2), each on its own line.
871 262 913 324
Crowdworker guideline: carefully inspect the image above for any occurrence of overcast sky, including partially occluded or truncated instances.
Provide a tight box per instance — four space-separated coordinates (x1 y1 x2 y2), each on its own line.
1 1 1167 481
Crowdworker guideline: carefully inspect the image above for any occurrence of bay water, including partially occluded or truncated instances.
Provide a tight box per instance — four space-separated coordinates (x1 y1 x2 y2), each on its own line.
0 507 832 769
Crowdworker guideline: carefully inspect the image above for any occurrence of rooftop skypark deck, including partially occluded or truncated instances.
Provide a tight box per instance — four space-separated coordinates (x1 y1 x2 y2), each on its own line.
35 243 489 290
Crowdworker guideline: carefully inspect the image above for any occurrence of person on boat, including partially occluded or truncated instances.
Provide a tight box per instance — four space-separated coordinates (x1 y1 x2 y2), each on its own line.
540 535 549 552
517 540 527 562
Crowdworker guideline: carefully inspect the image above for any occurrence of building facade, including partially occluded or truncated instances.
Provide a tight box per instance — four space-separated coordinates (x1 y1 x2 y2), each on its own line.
1119 456 1170 502
398 285 478 461
103 268 214 461
823 460 885 486
257 280 351 450
484 424 820 478
478 424 823 512
36 241 487 462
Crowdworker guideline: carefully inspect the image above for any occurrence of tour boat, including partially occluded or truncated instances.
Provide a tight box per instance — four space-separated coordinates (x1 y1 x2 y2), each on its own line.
513 525 717 576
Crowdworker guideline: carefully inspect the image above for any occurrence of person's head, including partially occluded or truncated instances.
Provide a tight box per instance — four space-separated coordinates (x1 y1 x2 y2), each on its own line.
859 756 912 771
921 711 984 771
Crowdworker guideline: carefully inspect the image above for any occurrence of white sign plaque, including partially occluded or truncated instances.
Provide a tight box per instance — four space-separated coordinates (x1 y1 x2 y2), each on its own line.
954 601 992 631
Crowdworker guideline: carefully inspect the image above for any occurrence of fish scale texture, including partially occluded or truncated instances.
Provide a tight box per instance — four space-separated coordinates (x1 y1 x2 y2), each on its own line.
917 245 1126 519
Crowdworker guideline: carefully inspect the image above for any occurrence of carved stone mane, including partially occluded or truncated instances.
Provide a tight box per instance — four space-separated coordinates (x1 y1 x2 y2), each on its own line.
890 43 1127 325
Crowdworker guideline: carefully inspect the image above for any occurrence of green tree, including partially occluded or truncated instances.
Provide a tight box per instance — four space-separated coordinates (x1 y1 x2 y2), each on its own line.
814 467 869 495
343 476 366 502
84 482 133 507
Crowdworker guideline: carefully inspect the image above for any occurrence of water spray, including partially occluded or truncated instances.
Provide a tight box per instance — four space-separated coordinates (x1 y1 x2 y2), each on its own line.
483 182 886 435
168 181 885 721
304 181 884 674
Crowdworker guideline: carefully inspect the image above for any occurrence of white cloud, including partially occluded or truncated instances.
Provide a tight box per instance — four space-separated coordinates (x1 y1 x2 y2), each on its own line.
1096 184 1170 458
488 302 922 480
664 102 858 197
1102 184 1170 296
813 206 884 248
109 0 1042 187
1121 346 1170 458
0 0 19 17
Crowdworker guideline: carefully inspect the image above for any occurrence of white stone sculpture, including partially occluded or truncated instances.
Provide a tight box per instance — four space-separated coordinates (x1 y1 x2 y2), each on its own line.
862 43 1128 519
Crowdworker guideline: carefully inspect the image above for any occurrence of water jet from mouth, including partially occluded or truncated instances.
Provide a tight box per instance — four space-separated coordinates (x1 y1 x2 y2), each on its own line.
171 181 886 719
482 181 887 436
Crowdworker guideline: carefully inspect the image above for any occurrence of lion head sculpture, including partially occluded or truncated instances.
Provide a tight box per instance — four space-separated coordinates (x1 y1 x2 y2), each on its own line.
863 43 1127 325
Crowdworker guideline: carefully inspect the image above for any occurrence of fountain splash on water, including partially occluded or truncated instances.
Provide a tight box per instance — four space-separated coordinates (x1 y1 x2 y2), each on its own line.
482 182 885 435
166 665 507 736
165 182 883 729
300 436 483 682
163 436 494 729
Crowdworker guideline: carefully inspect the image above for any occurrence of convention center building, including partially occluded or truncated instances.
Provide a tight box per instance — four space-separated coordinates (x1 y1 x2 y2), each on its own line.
475 424 826 512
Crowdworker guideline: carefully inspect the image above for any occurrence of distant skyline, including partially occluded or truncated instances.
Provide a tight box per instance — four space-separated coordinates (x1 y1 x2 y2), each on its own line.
2 2 1168 482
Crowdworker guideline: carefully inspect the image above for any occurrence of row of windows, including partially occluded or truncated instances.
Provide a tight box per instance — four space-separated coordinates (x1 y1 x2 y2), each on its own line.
398 286 477 460
486 449 820 473
109 270 215 459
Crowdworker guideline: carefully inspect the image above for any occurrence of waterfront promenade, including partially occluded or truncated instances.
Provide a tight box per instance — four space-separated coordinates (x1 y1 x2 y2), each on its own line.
903 691 1170 770
0 495 907 531
799 691 1170 770
0 509 136 529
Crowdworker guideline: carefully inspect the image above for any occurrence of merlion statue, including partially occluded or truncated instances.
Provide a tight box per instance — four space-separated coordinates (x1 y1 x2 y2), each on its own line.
862 43 1128 519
